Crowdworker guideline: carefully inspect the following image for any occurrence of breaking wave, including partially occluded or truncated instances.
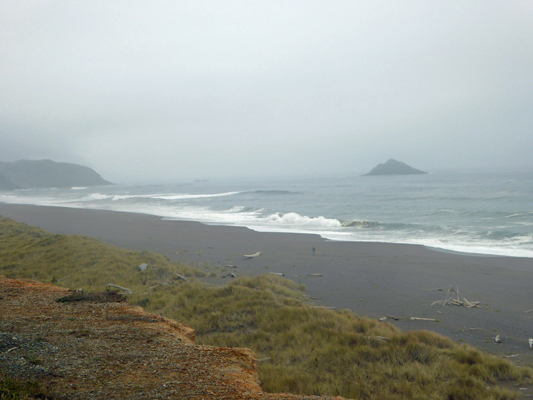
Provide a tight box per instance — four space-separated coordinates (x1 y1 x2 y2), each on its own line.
79 191 241 202
81 193 111 201
342 220 382 228
265 212 342 228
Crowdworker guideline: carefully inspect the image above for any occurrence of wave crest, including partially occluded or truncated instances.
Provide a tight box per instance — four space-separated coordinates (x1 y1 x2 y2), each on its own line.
266 212 341 228
153 191 240 200
105 192 241 201
343 220 382 228
82 193 111 201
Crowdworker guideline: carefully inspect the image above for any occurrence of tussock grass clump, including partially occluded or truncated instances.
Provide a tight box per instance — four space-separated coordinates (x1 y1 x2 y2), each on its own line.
137 274 532 399
131 274 306 336
1 216 532 399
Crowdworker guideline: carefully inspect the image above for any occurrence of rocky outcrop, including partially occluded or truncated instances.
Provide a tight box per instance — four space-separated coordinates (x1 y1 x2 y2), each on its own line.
363 159 428 176
0 160 112 190
0 276 347 400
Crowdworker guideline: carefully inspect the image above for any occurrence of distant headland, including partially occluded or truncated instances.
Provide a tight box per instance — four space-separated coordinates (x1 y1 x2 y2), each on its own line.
0 159 112 190
363 159 428 176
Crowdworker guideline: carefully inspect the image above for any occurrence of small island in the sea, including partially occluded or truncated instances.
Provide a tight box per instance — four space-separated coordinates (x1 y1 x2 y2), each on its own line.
0 159 112 190
364 159 428 176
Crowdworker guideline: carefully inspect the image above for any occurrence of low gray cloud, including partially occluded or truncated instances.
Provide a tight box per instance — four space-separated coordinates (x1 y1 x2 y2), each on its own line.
1 1 532 182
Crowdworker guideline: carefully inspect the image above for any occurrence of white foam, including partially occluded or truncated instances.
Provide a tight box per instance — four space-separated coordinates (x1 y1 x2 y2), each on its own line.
81 193 112 201
153 191 240 200
0 194 33 204
111 194 157 201
107 191 240 201
319 231 533 258
415 238 533 258
227 206 246 213
165 206 264 225
0 194 69 206
265 212 342 228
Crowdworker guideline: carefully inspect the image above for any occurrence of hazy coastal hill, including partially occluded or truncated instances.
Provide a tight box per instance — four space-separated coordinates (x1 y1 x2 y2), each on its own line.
364 159 428 176
0 159 112 190
0 173 20 190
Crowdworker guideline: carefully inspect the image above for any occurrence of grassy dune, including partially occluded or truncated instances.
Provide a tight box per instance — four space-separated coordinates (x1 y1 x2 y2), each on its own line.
0 216 205 290
1 216 532 399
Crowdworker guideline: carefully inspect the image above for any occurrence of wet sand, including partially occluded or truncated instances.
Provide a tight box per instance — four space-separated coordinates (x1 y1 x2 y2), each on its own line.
1 203 532 365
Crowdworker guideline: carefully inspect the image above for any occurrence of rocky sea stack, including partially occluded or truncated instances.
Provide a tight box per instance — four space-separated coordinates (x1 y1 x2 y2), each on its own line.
364 159 428 176
0 160 112 190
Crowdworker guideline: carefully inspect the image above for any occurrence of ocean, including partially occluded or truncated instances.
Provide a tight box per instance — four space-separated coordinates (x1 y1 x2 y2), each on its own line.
1 170 532 258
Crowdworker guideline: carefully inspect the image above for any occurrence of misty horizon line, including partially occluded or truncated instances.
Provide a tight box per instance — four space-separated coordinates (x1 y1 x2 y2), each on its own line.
2 157 532 186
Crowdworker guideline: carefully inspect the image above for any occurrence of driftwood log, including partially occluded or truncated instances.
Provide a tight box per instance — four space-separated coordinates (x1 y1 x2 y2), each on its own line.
243 252 261 258
107 284 133 294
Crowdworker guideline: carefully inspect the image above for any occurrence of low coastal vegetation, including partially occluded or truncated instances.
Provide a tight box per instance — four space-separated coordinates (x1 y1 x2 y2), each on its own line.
0 371 58 400
1 216 532 399
0 216 204 290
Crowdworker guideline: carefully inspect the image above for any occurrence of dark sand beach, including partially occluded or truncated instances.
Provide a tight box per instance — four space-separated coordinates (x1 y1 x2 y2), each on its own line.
1 203 532 365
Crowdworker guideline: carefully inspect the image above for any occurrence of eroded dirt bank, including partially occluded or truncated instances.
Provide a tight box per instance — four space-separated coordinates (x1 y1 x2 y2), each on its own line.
0 276 347 400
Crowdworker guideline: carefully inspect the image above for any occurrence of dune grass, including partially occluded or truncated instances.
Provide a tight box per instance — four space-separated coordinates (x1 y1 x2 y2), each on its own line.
133 276 532 399
0 371 58 400
1 216 532 399
0 216 205 292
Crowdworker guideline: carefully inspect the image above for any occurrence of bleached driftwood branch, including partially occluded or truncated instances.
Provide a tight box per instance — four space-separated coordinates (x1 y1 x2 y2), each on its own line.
430 282 481 309
107 284 133 294
244 251 262 258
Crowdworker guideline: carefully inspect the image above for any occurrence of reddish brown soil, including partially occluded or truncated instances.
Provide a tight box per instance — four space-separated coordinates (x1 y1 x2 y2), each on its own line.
0 276 348 400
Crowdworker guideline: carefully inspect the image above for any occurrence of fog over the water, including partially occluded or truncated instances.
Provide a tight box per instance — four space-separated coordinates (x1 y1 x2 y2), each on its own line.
1 1 532 183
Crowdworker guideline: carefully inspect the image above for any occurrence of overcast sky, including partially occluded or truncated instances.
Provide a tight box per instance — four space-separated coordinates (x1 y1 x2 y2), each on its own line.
1 1 532 182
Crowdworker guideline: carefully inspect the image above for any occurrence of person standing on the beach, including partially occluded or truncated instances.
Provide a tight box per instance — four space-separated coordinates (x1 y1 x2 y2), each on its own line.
312 246 316 256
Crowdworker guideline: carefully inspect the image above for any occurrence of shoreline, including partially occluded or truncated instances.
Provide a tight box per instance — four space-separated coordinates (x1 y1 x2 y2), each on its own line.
421 245 508 258
3 199 528 260
2 202 533 365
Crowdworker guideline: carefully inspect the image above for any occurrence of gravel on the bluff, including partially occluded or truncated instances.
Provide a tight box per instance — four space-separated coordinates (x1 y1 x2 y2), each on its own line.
1 276 349 400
